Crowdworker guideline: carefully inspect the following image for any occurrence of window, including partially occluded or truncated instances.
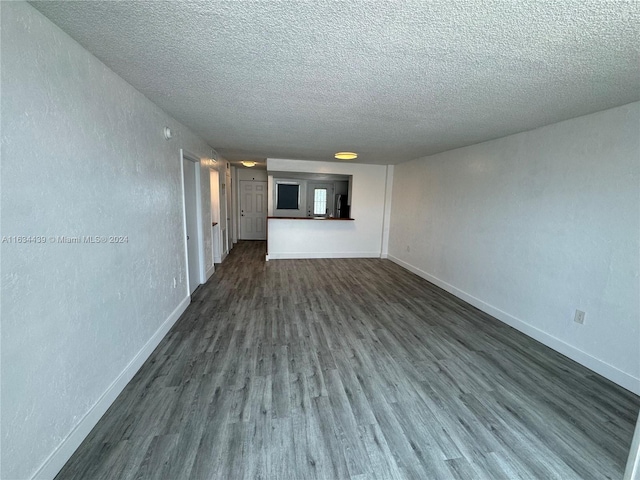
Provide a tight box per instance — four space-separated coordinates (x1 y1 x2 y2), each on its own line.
313 188 327 215
276 183 299 210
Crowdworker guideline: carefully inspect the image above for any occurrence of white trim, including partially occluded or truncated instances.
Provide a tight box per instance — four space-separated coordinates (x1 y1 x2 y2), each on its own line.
179 153 190 295
226 168 233 253
32 296 191 480
194 162 206 283
180 149 206 293
267 252 381 260
206 264 215 280
209 169 222 266
387 254 640 395
624 414 640 480
232 165 239 244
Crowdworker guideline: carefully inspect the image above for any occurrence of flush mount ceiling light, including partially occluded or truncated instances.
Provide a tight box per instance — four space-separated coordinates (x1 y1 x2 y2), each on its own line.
334 151 358 160
241 161 257 167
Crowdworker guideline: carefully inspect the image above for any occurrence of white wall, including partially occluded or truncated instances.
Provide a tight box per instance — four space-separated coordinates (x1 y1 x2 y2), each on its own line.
267 159 389 259
237 167 268 182
388 103 640 394
1 4 224 479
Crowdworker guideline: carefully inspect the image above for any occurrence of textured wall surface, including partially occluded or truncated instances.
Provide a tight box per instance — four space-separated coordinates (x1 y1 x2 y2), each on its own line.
267 159 388 259
389 103 640 393
236 167 268 182
1 4 220 479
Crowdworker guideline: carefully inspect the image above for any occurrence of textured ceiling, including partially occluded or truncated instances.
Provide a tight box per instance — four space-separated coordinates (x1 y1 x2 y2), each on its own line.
30 1 639 165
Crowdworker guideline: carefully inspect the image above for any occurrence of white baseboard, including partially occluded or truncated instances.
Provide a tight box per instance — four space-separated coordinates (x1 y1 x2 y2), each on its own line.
32 296 192 480
624 415 640 480
206 264 215 280
387 255 640 395
267 251 380 260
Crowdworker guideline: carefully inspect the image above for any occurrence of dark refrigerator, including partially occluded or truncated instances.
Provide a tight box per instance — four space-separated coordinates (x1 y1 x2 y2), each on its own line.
335 194 350 218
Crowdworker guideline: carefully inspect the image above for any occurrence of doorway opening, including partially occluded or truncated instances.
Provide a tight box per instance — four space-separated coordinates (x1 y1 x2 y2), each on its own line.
210 169 222 264
306 182 334 217
181 150 205 296
224 168 232 256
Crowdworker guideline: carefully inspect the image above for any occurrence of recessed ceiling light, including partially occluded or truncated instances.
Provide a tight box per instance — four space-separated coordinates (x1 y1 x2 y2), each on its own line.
241 161 257 167
335 151 358 160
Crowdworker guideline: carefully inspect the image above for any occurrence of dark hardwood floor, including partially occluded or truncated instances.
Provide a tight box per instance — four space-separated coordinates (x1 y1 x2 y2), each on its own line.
56 240 639 479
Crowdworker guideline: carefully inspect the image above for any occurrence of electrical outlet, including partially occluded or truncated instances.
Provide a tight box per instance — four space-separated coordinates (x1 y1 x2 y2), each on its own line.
173 277 177 288
574 309 586 325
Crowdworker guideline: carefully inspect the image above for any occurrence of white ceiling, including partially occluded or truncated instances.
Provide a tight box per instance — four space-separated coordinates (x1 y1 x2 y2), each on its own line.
31 1 639 165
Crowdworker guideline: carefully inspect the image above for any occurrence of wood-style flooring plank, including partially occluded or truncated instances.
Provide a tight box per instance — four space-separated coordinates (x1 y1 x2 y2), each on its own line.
55 241 640 480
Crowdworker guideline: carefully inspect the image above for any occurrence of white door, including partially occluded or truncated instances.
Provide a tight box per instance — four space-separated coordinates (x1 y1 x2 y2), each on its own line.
240 180 267 240
306 182 334 217
183 158 200 294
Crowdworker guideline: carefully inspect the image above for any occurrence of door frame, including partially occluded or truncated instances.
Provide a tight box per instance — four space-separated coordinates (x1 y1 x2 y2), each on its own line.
180 149 206 295
225 167 233 253
220 175 229 261
209 168 222 264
